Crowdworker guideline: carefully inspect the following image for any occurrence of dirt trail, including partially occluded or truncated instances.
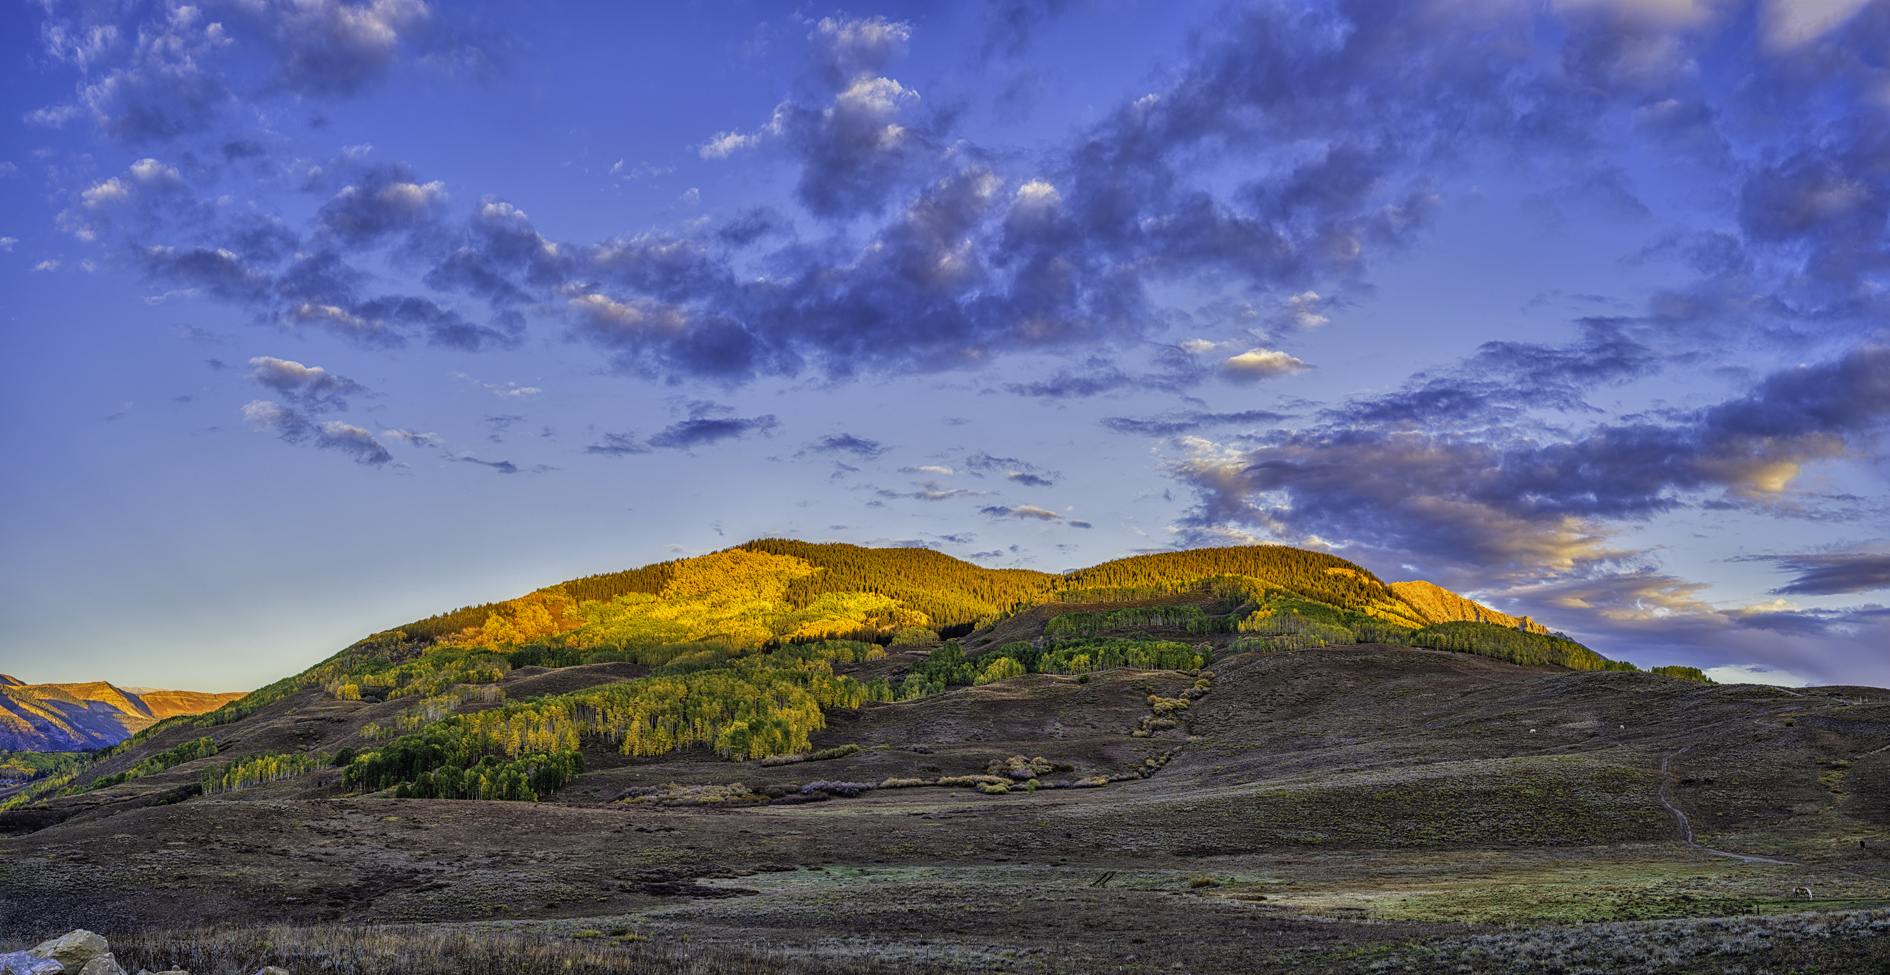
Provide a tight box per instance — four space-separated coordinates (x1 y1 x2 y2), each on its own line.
1659 746 1800 865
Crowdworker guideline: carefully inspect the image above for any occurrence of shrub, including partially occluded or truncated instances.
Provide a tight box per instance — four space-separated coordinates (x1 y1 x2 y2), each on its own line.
759 754 807 767
808 744 861 761
977 782 1010 795
1072 776 1108 788
1149 695 1189 715
879 777 931 788
615 782 761 806
937 774 1011 789
1189 876 1220 888
801 780 876 797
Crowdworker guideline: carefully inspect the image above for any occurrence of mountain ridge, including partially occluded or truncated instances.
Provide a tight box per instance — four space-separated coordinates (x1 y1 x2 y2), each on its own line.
0 681 244 752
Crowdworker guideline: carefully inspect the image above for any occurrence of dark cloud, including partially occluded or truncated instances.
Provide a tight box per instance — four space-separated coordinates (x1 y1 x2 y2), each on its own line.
1327 321 1664 428
1102 409 1292 437
46 0 1890 417
1170 346 1890 581
715 207 793 248
980 504 1060 521
247 356 364 412
585 433 651 457
241 400 391 465
877 481 977 502
248 0 440 98
1738 550 1890 596
1003 360 1140 398
981 0 1074 60
457 456 520 474
314 163 449 247
29 0 460 145
804 433 887 458
646 415 780 451
963 451 1060 487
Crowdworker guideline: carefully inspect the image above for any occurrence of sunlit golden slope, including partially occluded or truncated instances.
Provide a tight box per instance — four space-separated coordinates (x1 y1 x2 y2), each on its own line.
1388 581 1549 634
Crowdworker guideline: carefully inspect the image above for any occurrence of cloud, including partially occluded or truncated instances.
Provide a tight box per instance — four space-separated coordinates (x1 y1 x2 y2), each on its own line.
247 356 364 412
981 0 1075 60
250 0 439 98
803 433 887 458
1101 409 1292 437
1220 349 1309 382
1328 320 1663 427
457 456 519 474
1737 546 1890 596
29 0 455 145
645 415 780 451
963 451 1060 487
585 433 651 457
43 0 1890 410
1699 663 1813 687
879 481 978 502
380 428 439 447
315 165 449 246
981 504 1061 521
241 400 391 465
1002 360 1144 398
1169 346 1890 582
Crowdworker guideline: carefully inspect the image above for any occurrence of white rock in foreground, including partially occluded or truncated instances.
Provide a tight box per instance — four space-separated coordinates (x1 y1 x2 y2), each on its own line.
29 931 109 972
0 949 64 975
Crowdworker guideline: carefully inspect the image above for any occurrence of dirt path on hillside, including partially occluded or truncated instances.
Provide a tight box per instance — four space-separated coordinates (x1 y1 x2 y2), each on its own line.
1659 746 1801 865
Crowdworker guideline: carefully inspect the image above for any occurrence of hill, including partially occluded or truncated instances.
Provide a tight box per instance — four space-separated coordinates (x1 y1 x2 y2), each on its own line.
0 681 244 752
7 540 1882 975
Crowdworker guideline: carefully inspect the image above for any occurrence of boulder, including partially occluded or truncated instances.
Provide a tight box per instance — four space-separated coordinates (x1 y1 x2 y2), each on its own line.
76 957 124 975
0 950 64 975
131 970 190 975
29 932 108 971
254 968 290 975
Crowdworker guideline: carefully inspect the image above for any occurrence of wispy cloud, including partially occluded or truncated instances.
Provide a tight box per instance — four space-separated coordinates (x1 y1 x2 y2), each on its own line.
241 400 391 465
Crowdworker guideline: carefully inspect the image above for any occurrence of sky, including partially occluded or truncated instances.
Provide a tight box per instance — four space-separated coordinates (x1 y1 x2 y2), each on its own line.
2 0 1888 693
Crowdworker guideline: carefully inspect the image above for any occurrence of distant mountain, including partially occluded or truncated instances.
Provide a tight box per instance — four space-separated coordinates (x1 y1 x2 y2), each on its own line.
0 680 244 752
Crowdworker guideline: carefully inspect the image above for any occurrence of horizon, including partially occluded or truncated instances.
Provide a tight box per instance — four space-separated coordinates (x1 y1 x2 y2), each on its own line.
3 0 1888 693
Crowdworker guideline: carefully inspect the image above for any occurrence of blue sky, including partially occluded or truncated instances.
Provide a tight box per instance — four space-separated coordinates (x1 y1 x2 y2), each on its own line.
2 0 1888 692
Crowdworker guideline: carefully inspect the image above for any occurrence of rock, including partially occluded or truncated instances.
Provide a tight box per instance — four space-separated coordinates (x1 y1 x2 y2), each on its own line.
131 969 190 975
0 950 64 975
254 968 290 975
76 957 124 975
29 932 108 971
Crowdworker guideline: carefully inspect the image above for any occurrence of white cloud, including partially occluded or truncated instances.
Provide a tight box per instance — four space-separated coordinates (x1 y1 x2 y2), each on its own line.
699 130 762 159
382 428 440 447
0 237 17 252
1280 291 1329 329
1700 663 1813 687
1221 348 1309 381
1761 0 1872 50
1551 0 1730 29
